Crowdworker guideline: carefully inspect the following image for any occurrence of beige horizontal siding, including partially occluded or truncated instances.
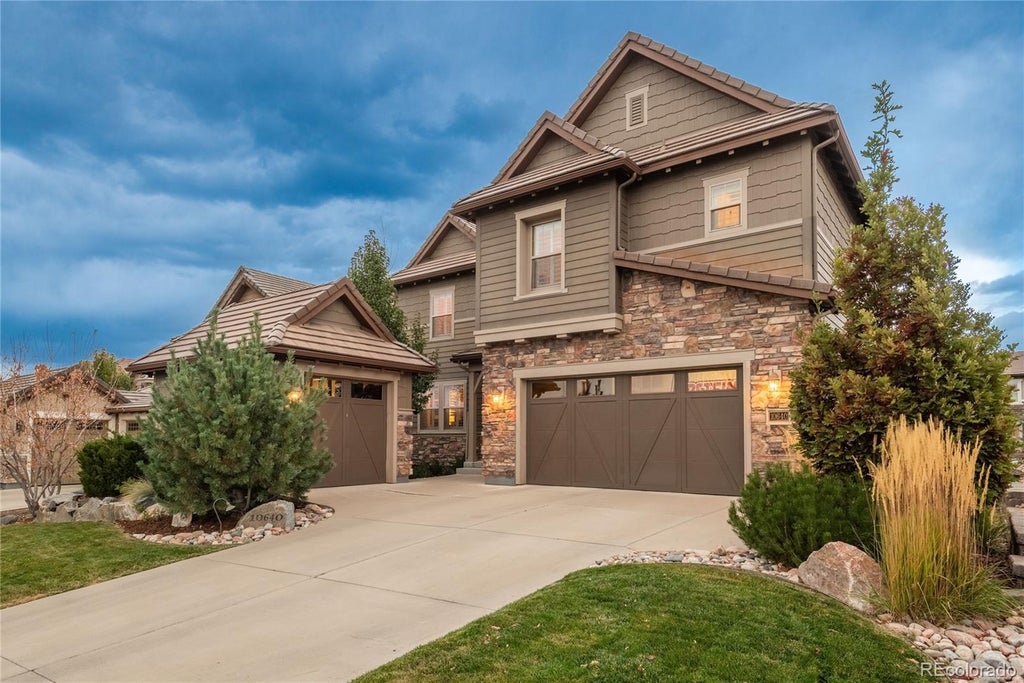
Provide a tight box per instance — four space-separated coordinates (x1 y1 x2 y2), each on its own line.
397 272 476 376
579 54 759 152
477 180 614 330
814 161 855 283
661 224 804 277
426 228 475 260
524 135 585 172
628 137 806 252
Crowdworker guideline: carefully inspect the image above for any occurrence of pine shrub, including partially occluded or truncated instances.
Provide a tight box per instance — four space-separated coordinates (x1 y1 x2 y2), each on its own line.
140 318 332 514
728 463 875 567
77 434 147 498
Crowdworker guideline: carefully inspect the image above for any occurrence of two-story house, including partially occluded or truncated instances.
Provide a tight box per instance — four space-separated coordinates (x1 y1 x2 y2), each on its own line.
398 32 862 495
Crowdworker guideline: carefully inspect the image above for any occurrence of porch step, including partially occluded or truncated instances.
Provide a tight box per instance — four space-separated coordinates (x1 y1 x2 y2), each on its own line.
456 462 482 476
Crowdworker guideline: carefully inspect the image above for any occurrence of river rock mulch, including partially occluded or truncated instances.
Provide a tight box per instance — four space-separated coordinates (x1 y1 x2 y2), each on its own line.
599 548 1024 682
116 503 333 547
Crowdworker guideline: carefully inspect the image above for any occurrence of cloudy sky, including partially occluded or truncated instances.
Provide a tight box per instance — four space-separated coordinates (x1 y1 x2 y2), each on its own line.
2 2 1022 366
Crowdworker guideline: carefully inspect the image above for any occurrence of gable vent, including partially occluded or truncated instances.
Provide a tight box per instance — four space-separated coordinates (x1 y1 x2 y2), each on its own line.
625 85 649 130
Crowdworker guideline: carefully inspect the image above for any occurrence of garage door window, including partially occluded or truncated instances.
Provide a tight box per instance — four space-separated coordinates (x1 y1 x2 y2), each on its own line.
351 382 384 400
687 369 737 392
630 374 675 394
577 377 615 397
311 376 342 397
530 380 566 399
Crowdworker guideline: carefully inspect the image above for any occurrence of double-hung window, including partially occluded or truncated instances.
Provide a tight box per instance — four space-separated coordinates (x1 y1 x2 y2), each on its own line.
419 381 466 431
703 170 748 235
430 287 454 340
516 200 566 297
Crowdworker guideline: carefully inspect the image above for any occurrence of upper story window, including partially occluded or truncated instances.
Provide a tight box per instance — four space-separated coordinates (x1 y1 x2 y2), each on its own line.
1010 378 1023 405
419 381 465 431
703 169 749 236
430 287 454 340
624 85 649 130
515 200 567 298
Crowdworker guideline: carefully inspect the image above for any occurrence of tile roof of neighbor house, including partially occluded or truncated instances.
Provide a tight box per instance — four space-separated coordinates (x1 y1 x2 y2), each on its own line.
130 278 435 374
1 365 128 405
613 250 835 302
213 266 315 311
1007 351 1024 376
107 388 154 413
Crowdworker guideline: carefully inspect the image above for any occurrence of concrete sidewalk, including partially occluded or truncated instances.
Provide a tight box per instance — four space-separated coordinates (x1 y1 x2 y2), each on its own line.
0 477 740 682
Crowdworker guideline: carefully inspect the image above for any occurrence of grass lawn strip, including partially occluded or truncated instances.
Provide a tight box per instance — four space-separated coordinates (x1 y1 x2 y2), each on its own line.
356 563 929 683
1 522 221 608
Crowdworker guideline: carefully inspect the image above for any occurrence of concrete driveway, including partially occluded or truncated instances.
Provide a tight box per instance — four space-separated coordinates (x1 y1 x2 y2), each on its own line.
1 476 740 682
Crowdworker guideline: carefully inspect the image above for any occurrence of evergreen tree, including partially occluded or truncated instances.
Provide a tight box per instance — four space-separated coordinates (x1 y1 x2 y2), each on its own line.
87 349 134 390
790 82 1018 495
348 229 436 413
140 317 331 514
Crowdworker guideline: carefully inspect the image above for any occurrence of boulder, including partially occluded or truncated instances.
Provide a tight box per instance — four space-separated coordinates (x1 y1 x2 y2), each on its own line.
73 498 104 522
141 503 169 520
171 512 193 528
102 502 140 522
236 501 295 531
797 541 884 613
1 514 20 525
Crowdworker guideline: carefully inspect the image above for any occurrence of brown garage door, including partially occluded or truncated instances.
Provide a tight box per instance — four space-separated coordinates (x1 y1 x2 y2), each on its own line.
314 378 387 487
526 367 743 495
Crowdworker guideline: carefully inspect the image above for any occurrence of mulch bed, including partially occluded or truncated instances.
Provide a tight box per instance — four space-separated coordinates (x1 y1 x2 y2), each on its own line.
118 510 246 535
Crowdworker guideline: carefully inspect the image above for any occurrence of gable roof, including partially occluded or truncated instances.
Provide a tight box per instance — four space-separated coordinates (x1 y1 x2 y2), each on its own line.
130 277 435 374
213 266 315 311
1 365 125 405
1008 352 1024 377
614 250 834 303
493 111 624 183
565 32 793 127
402 213 477 269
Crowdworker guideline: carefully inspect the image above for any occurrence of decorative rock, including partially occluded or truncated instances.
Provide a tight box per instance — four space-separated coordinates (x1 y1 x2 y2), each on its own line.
885 623 912 637
0 514 18 525
955 645 975 661
41 504 75 523
102 496 119 504
664 554 683 563
102 502 140 522
1009 655 1024 674
141 503 169 520
797 542 884 613
947 629 981 647
74 498 104 522
235 500 295 532
171 512 192 528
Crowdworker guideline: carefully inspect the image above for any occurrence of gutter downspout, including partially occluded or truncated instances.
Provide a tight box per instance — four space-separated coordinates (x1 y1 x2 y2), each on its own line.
615 172 640 251
810 129 840 281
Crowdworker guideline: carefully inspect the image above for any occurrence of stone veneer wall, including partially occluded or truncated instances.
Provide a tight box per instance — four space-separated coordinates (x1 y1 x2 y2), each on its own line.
480 270 817 482
396 410 414 480
412 433 467 466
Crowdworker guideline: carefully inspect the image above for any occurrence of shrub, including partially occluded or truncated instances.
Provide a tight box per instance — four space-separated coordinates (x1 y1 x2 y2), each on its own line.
119 478 159 512
870 416 1014 621
728 463 875 567
140 318 332 514
410 456 465 479
76 435 147 498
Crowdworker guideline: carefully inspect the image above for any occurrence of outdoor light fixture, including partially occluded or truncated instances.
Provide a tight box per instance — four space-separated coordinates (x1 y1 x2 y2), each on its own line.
286 387 303 403
213 497 236 533
490 389 507 410
768 368 781 395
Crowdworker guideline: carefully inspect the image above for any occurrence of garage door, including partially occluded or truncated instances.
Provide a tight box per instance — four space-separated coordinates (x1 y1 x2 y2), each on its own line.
313 377 387 487
526 367 743 495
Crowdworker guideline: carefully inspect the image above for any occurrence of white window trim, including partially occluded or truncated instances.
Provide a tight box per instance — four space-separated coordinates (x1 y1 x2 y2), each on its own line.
515 200 567 299
429 286 455 341
624 85 649 131
703 168 749 238
418 380 467 433
1010 377 1024 405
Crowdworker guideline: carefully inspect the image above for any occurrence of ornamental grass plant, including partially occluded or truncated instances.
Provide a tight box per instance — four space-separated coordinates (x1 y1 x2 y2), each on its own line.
869 416 1013 622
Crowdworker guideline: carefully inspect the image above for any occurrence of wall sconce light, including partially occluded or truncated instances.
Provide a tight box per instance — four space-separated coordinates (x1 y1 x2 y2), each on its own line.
287 387 304 403
490 389 508 410
767 368 782 395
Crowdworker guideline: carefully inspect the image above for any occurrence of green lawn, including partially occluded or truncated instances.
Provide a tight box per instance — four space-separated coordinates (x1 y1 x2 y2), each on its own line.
0 522 221 608
357 564 928 683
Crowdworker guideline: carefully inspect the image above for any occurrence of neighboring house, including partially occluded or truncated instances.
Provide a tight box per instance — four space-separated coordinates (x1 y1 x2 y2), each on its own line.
397 32 863 494
392 213 481 470
0 367 140 485
128 268 436 486
1008 352 1024 443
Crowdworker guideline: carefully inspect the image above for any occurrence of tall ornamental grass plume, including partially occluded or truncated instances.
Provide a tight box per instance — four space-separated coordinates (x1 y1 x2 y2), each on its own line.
869 416 1014 622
